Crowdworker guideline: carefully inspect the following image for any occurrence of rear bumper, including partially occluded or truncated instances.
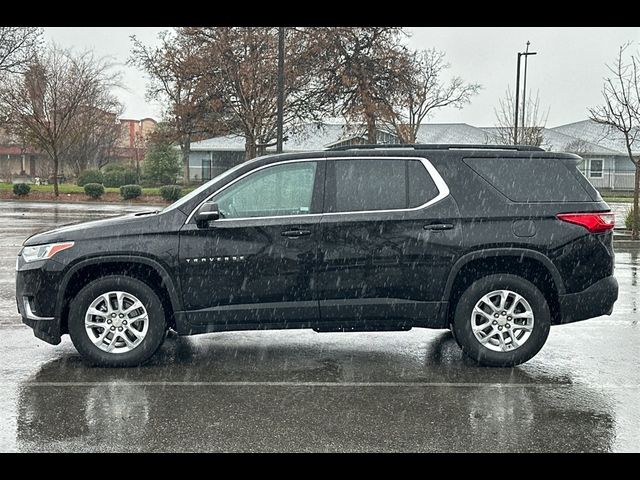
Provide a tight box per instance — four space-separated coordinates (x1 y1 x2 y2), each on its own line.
558 275 618 324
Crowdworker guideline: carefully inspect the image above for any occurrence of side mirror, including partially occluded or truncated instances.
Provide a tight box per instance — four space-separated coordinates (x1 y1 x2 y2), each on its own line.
195 202 220 227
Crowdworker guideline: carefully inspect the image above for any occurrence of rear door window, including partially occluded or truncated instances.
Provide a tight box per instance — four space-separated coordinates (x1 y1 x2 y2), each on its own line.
325 158 441 213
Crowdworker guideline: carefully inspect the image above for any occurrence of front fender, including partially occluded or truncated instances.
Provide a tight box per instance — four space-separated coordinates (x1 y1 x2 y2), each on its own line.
55 254 184 320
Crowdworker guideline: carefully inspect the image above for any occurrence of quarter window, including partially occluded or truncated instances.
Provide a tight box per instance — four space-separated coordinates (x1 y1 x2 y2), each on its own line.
408 159 439 208
211 162 318 219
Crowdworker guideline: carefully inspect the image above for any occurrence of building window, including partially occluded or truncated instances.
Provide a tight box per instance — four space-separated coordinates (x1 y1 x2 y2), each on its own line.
589 159 603 178
202 159 211 181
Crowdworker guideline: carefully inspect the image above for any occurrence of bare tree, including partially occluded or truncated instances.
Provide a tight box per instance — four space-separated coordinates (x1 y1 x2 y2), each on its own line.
492 86 549 146
382 48 481 143
0 27 42 75
562 138 592 156
62 107 124 177
129 31 219 184
589 42 640 239
180 27 333 160
0 44 122 196
310 27 412 143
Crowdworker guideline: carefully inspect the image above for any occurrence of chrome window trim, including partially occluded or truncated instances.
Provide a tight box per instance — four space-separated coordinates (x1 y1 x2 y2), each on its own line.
184 156 450 224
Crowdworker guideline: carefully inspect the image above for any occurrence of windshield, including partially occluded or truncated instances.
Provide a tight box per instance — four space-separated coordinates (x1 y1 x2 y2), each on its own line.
161 160 251 214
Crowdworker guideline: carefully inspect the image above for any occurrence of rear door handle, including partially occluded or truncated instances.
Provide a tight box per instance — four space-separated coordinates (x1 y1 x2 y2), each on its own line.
423 223 454 231
281 229 312 238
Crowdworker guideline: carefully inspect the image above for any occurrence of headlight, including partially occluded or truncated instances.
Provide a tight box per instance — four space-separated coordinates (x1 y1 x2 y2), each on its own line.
21 242 75 263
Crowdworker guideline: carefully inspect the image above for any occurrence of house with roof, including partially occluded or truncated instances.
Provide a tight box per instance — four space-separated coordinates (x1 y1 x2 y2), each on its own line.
548 120 637 192
188 122 492 182
188 122 400 182
188 119 638 193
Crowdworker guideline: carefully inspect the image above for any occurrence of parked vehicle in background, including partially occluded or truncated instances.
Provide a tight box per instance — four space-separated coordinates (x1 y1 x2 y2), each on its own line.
16 144 618 367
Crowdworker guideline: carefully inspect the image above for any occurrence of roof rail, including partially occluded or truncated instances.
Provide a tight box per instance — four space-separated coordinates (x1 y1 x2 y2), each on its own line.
326 143 545 152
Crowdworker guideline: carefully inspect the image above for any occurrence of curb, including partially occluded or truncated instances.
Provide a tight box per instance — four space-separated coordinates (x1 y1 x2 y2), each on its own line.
0 197 165 207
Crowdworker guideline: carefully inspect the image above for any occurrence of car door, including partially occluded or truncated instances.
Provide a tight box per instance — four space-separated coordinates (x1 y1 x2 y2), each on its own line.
317 157 461 327
179 159 324 327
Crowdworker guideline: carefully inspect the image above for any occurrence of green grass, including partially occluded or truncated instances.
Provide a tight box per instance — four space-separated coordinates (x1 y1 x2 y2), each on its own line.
602 196 634 203
0 183 195 196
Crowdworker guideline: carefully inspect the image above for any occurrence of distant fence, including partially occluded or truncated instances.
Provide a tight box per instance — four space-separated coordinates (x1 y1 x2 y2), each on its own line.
579 168 635 191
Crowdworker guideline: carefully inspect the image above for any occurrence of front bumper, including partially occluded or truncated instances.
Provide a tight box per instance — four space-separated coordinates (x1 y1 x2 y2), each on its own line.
16 258 65 345
558 275 618 324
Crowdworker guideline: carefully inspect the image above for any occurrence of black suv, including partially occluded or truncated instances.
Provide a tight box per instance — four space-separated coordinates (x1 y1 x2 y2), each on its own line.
16 144 618 367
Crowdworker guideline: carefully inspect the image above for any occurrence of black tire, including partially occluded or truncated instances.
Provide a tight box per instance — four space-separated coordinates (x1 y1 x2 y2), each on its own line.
451 274 551 367
68 275 168 367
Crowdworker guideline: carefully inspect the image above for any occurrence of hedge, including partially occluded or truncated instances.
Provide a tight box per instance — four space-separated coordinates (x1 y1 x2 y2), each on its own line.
159 185 182 202
77 169 104 186
84 183 105 199
120 184 142 200
103 164 138 188
13 183 31 196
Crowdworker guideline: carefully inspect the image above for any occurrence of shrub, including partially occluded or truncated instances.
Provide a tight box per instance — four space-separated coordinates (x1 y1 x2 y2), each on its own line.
103 164 138 188
120 184 142 200
76 169 103 186
159 185 182 202
626 207 633 229
84 183 105 199
13 183 31 196
142 123 182 186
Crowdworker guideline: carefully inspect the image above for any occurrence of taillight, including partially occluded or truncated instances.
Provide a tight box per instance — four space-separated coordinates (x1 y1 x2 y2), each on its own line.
557 212 615 233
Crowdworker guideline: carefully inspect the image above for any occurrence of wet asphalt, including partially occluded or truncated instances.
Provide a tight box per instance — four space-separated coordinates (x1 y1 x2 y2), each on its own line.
0 199 638 452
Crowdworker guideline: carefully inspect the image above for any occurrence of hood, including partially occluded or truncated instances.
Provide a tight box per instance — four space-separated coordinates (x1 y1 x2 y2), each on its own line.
23 210 162 246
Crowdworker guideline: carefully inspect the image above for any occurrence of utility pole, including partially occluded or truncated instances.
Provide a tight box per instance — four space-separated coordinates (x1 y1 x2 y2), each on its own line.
276 27 285 154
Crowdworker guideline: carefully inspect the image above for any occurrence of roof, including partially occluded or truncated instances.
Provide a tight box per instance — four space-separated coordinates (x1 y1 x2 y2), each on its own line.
189 135 246 152
416 123 492 144
188 119 640 158
540 128 621 155
550 119 640 156
0 145 41 155
189 123 370 152
190 122 495 153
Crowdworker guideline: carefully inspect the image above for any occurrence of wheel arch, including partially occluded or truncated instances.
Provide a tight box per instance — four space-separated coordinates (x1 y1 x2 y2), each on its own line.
56 256 183 334
444 248 565 326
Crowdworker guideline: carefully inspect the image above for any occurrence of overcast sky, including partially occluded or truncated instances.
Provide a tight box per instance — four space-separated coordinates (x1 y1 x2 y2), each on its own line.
44 27 640 128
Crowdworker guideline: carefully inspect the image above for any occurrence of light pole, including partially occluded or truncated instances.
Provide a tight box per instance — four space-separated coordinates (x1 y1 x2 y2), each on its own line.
514 42 537 144
276 27 285 154
521 41 536 140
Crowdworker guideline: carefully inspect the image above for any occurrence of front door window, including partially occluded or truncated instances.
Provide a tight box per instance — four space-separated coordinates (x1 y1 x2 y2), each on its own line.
212 162 317 219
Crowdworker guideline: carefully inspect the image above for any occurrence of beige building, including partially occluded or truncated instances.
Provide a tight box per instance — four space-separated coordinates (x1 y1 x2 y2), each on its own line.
111 118 157 165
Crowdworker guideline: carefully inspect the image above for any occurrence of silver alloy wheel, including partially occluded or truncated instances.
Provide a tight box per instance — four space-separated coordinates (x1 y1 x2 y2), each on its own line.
84 291 149 354
470 289 534 352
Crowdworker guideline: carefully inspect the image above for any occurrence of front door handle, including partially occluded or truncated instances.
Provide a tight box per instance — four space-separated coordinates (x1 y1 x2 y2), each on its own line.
281 229 312 238
423 223 454 231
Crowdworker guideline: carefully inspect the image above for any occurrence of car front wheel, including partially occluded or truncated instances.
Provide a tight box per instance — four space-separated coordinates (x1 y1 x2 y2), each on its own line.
68 275 167 367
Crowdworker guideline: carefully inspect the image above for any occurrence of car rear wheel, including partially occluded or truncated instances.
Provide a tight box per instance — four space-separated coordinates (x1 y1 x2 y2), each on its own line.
68 275 167 367
451 274 551 367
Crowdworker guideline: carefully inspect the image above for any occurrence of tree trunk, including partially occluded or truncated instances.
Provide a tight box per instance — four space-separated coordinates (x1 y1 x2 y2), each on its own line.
245 138 257 160
633 162 640 240
366 114 377 144
181 134 191 186
52 153 59 197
